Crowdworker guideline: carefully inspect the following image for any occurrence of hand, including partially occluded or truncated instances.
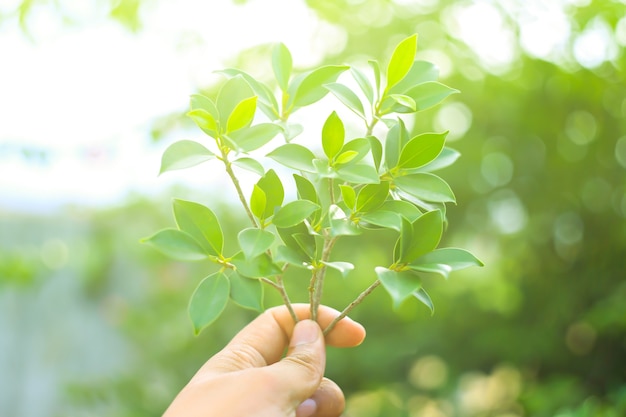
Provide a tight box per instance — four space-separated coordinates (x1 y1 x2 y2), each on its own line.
163 304 366 417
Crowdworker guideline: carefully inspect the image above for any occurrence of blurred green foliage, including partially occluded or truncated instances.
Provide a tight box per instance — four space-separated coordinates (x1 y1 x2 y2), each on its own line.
1 0 625 416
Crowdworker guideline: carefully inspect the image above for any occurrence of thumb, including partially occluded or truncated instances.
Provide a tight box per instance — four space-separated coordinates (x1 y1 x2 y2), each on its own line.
270 319 326 404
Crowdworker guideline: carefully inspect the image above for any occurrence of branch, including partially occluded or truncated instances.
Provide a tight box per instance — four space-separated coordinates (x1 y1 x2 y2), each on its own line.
323 279 381 336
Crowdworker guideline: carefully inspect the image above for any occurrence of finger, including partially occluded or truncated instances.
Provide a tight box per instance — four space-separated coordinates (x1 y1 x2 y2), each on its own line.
296 378 345 417
268 319 326 404
197 304 365 377
270 303 366 348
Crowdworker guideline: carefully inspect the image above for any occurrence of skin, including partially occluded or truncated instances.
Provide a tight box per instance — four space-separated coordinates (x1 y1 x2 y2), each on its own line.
163 304 366 417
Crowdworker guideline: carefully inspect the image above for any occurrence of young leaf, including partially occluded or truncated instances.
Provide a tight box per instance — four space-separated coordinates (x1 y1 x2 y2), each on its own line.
321 261 354 278
368 60 381 96
267 144 317 172
385 34 418 92
351 66 374 105
238 228 275 259
250 184 267 220
294 174 319 204
217 68 279 119
397 132 447 170
232 157 265 176
226 96 257 133
187 109 219 136
257 169 284 218
413 287 434 315
189 272 230 334
384 118 410 170
322 111 345 161
334 150 358 166
325 82 366 119
159 140 215 175
226 123 282 152
288 65 349 109
340 138 371 165
272 200 320 228
229 272 264 311
173 199 223 256
385 94 416 113
329 204 361 237
141 228 209 261
368 135 383 170
404 81 460 112
355 182 389 213
410 248 484 279
376 267 422 309
190 94 219 120
340 185 356 210
336 163 380 184
400 210 443 263
394 173 456 203
216 76 254 127
272 42 292 92
388 60 440 95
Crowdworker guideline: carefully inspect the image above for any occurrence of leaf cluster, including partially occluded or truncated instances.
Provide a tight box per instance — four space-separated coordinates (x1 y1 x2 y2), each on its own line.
143 34 482 334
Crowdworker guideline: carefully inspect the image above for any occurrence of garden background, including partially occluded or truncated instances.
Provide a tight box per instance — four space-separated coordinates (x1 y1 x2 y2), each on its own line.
1 0 625 416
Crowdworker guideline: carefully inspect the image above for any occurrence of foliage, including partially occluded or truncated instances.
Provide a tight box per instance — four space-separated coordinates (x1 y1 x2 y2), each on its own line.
142 34 482 334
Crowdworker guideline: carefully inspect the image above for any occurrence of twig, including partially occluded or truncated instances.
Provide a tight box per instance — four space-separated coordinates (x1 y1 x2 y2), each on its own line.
323 279 381 336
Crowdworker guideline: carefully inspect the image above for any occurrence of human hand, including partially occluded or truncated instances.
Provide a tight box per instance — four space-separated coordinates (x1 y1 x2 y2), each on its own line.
163 304 366 417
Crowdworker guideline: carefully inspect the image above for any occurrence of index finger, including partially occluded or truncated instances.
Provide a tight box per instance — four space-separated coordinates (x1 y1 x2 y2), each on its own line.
197 304 365 376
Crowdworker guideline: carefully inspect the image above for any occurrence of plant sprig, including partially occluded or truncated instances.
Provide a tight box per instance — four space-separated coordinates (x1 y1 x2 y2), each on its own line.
142 33 483 335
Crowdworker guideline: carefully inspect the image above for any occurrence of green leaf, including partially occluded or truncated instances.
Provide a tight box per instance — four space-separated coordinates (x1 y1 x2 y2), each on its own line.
267 144 316 172
229 272 264 311
410 248 484 278
189 272 230 334
340 138 371 165
294 174 319 204
216 76 254 127
322 111 345 161
159 140 215 175
386 34 418 92
321 261 354 278
334 150 358 166
386 94 416 113
226 96 257 133
404 81 459 112
173 199 223 256
187 109 219 137
289 65 349 109
232 252 282 278
272 42 292 92
293 233 318 259
257 169 284 219
340 185 356 210
397 132 447 170
336 163 380 184
400 210 443 263
376 267 422 308
368 135 383 170
216 69 279 119
232 157 265 176
275 245 310 268
359 211 402 231
141 228 209 261
238 228 275 259
356 182 390 213
272 200 320 228
413 287 434 315
325 82 366 118
380 200 422 222
389 60 440 95
394 173 456 203
416 147 461 173
250 185 267 220
227 123 282 152
351 66 374 105
190 94 219 119
384 118 410 169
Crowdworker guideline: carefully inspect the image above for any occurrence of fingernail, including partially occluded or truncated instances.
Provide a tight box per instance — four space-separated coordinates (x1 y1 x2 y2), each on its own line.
292 320 320 346
296 398 317 417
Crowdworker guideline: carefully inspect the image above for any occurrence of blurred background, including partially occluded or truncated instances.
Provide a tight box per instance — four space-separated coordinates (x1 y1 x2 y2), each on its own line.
1 0 625 416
